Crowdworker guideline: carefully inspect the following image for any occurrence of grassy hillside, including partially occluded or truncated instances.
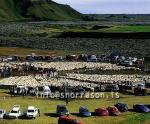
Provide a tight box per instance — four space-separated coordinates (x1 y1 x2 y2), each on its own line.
0 0 83 21
0 0 23 21
27 0 82 20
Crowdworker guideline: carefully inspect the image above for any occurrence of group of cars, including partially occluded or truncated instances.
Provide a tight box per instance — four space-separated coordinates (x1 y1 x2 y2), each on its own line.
0 52 144 65
0 103 150 124
9 85 52 97
0 105 39 119
57 103 150 124
57 103 126 120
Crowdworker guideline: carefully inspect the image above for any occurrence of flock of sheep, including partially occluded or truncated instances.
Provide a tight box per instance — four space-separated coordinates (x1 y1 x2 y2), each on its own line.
0 75 98 90
0 61 140 70
0 61 149 88
66 74 149 84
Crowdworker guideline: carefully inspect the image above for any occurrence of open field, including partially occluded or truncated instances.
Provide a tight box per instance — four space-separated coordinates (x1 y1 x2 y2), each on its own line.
0 89 150 124
1 22 150 38
0 8 150 124
0 20 149 124
0 47 90 56
0 47 67 56
98 25 150 33
0 22 150 59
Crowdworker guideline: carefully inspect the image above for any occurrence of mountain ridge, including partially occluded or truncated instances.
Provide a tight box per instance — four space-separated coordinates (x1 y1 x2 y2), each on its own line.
0 0 83 21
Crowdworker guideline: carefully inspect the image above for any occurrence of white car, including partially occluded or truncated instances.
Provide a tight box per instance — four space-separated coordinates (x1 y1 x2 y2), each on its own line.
26 106 38 119
121 60 133 66
0 109 6 119
43 86 51 96
8 105 22 119
36 86 51 96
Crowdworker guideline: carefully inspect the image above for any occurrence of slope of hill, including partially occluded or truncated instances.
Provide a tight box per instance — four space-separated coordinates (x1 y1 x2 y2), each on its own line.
0 0 83 21
27 0 83 20
0 0 23 21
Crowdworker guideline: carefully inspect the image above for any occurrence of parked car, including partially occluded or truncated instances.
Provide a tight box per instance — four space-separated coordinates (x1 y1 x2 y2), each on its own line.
36 86 51 96
25 106 38 119
97 55 108 62
120 60 133 66
58 116 84 124
133 104 150 113
0 109 6 119
8 105 22 119
72 87 85 96
78 54 88 61
145 104 150 109
145 81 150 88
105 84 119 92
79 106 91 117
10 85 27 95
87 55 97 62
134 83 148 95
114 103 128 112
107 106 120 116
42 86 51 96
95 108 109 116
66 55 78 61
56 105 69 117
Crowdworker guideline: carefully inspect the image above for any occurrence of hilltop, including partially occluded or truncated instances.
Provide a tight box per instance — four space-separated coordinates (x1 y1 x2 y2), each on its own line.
0 0 83 21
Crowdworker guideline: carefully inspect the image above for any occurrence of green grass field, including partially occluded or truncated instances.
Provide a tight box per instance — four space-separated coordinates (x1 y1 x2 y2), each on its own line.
43 25 150 33
0 89 150 124
100 25 150 33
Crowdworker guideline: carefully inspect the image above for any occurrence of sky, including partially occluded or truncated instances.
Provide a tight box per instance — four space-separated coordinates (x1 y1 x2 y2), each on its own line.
53 0 150 14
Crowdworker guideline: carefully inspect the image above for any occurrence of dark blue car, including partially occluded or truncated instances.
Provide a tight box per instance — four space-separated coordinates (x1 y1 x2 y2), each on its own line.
56 105 69 117
114 102 128 112
79 106 91 117
133 104 150 113
145 104 150 109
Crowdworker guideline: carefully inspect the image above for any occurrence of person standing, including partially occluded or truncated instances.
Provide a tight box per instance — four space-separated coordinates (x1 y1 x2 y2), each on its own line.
38 109 40 117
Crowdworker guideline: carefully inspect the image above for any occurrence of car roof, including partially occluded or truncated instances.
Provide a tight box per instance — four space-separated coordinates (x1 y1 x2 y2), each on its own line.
80 106 87 108
60 116 75 120
44 86 50 89
108 106 117 109
59 116 82 123
96 108 107 110
80 106 88 109
28 106 35 110
116 102 127 105
57 105 66 107
134 104 144 106
13 105 20 111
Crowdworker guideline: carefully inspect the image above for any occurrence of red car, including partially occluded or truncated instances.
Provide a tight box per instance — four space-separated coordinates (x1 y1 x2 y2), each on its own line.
58 116 84 124
95 108 109 116
107 106 120 116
